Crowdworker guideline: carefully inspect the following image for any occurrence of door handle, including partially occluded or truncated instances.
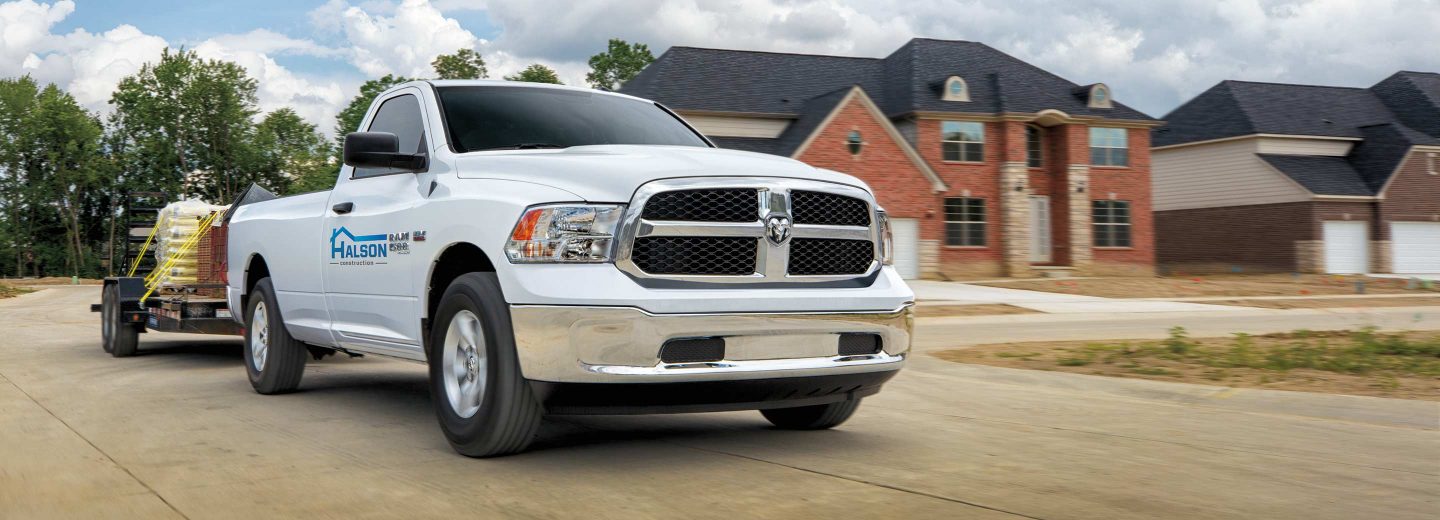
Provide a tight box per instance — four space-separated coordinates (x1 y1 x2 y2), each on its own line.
332 202 354 214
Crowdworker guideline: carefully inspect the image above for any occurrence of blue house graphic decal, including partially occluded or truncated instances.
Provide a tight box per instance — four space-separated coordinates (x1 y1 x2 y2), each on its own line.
330 227 389 259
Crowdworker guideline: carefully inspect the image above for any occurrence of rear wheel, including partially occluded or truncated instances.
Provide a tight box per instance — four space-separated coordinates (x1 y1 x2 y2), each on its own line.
102 285 139 358
428 272 542 458
244 278 307 394
761 399 862 430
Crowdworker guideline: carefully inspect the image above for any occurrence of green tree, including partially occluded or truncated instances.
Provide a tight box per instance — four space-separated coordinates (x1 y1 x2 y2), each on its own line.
0 77 107 277
252 108 334 194
109 48 262 202
505 64 562 84
585 38 655 90
432 48 488 80
334 74 411 140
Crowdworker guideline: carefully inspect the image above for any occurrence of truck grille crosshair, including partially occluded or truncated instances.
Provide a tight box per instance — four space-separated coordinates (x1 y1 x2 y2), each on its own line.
617 179 879 284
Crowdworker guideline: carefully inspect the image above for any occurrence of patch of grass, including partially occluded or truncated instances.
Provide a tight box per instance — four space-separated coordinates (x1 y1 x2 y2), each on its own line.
935 328 1440 400
0 283 33 299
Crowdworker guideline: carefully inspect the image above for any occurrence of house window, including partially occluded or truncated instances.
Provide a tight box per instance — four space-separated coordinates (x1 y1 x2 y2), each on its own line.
942 121 984 162
847 130 863 155
943 76 969 102
1089 127 1128 167
944 197 986 246
1093 200 1131 247
1026 125 1043 168
1088 84 1113 108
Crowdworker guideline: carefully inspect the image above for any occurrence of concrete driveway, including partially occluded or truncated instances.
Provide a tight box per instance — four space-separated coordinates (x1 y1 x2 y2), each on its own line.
1 286 1436 519
909 280 1247 313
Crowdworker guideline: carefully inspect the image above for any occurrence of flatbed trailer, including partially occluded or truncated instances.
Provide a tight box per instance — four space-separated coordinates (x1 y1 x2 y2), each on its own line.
91 187 274 356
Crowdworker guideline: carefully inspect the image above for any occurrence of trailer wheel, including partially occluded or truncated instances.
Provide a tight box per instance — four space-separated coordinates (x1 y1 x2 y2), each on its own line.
244 278 307 394
102 284 139 358
428 272 542 458
760 399 862 430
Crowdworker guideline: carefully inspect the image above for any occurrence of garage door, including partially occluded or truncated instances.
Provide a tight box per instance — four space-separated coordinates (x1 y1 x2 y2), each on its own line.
1322 221 1368 274
1391 222 1440 274
890 218 920 279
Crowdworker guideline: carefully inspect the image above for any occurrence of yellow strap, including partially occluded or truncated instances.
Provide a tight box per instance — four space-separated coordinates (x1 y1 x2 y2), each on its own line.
141 211 219 304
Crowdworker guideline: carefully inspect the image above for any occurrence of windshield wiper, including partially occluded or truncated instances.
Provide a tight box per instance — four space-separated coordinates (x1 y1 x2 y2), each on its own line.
479 143 569 151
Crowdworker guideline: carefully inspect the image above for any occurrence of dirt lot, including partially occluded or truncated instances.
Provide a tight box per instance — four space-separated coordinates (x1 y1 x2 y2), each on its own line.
914 304 1039 317
935 329 1440 401
974 274 1439 298
1212 297 1440 309
1 276 103 286
0 284 31 299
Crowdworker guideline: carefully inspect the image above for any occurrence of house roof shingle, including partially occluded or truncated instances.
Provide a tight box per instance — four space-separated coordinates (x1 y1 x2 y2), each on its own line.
622 38 1156 122
1257 154 1374 196
1161 71 1440 197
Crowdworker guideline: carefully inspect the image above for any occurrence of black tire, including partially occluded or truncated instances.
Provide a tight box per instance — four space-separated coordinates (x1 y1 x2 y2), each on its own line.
761 399 862 430
103 284 139 358
244 278 307 394
428 272 542 458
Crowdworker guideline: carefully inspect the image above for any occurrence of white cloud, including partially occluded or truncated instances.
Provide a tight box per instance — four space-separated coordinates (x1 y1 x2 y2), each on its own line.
0 0 350 134
192 37 349 133
323 0 479 78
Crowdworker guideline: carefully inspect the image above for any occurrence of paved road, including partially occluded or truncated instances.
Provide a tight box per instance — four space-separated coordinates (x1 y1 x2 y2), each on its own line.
908 280 1250 313
2 287 1437 519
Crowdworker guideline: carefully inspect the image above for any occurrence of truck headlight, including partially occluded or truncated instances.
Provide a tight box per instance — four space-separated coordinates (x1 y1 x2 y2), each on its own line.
505 204 625 263
877 209 894 265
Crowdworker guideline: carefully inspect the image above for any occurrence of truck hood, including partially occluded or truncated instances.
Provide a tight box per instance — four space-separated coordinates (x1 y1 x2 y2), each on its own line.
451 145 868 202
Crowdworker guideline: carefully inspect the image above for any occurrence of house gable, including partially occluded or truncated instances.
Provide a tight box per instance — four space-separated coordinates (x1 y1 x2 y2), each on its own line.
791 86 947 194
790 87 944 220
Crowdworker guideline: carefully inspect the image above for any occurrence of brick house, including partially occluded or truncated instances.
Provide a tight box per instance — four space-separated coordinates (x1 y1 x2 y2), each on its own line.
620 38 1161 278
1153 72 1440 275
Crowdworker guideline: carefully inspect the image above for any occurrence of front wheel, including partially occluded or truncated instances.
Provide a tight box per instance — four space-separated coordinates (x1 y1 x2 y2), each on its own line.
428 272 543 458
244 278 307 394
761 399 862 430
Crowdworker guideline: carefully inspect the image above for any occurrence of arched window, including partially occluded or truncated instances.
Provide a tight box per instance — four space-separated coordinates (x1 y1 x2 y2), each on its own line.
1088 84 1112 108
943 76 970 102
1026 125 1043 168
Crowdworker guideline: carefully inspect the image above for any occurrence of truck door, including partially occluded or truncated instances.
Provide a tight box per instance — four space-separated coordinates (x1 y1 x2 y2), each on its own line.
322 90 428 355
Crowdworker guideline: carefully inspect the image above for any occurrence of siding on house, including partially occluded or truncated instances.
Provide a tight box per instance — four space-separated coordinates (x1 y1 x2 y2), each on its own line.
1254 137 1355 156
682 114 791 138
1152 137 1312 211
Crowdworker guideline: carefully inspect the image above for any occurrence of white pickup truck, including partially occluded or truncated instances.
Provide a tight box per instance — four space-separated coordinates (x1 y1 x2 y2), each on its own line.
226 80 914 457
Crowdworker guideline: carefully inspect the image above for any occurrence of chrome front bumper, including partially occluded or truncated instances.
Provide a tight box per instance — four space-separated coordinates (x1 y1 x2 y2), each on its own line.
509 305 913 384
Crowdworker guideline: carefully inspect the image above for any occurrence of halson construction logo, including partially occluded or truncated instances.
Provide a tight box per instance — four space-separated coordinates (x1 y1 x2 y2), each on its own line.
329 227 416 265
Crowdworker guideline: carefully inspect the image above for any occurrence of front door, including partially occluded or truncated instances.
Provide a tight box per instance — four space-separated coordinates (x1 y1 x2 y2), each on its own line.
321 90 429 354
1029 196 1052 263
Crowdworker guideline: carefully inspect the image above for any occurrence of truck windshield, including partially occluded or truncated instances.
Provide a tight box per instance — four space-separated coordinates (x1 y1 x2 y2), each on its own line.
435 86 710 153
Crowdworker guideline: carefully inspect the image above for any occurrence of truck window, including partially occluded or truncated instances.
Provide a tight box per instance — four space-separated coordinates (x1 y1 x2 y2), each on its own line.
436 86 709 153
355 93 426 179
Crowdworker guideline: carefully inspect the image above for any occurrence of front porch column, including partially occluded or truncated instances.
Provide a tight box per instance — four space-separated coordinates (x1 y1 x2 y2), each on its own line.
1067 164 1093 274
1001 161 1034 277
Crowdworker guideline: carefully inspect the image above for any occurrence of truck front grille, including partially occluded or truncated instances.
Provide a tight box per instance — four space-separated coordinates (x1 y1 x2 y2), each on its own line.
787 238 874 275
792 190 870 227
618 179 879 285
641 189 758 222
632 237 757 275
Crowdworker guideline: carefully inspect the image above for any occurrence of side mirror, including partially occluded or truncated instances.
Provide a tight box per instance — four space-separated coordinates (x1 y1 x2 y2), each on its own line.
343 132 428 172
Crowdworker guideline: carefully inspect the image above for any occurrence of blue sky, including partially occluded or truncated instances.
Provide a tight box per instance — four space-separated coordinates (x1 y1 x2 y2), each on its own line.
3 0 1438 133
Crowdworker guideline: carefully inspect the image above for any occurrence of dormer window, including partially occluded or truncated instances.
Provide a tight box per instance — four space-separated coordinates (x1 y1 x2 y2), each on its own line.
1087 84 1112 108
943 76 970 102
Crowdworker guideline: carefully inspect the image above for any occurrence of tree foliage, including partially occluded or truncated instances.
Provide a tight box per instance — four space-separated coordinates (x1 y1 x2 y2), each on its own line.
109 48 268 202
254 108 335 194
586 39 655 90
432 48 488 80
505 64 562 84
